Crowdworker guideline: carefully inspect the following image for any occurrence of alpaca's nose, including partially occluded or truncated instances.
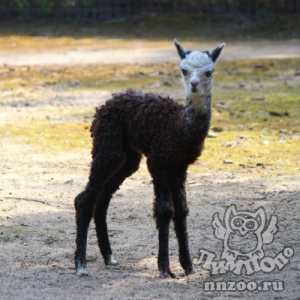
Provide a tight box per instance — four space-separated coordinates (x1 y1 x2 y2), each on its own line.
190 79 199 87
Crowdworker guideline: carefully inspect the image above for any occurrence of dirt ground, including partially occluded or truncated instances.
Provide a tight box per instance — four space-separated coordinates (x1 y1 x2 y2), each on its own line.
1 40 300 300
1 40 300 66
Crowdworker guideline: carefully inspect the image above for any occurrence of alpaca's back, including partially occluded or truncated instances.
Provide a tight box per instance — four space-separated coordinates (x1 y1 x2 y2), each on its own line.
90 89 202 162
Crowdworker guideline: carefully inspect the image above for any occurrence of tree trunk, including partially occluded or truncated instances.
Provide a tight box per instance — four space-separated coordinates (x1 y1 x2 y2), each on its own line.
54 0 60 20
197 0 202 11
76 0 83 20
148 0 154 12
99 0 112 21
173 0 179 12
271 0 278 14
126 0 132 17
4 0 12 18
29 0 36 18
246 0 253 14
294 0 300 13
284 0 288 12
223 0 229 13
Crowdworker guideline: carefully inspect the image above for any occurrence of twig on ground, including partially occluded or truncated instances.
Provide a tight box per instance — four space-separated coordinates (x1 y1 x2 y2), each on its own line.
4 196 50 206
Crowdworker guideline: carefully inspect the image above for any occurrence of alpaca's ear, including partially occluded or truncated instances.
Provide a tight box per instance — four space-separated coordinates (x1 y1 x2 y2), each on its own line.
174 39 188 59
210 43 225 62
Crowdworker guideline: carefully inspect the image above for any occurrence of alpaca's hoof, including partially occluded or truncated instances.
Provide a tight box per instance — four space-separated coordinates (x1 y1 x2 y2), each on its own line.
76 262 89 277
185 267 196 276
160 268 176 279
76 269 89 277
105 254 118 266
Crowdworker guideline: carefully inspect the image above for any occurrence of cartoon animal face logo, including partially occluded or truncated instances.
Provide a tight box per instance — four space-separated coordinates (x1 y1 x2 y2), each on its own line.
212 205 278 262
230 215 259 235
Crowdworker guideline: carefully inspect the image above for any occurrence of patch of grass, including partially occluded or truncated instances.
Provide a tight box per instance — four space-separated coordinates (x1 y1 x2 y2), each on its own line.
37 107 95 121
0 63 179 99
0 224 38 235
0 120 91 151
189 131 299 177
212 59 300 135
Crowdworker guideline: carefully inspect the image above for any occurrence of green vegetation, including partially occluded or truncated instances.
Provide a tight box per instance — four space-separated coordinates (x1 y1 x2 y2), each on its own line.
0 120 91 151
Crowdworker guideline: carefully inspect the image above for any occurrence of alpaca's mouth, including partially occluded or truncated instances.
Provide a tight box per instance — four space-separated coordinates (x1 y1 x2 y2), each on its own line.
191 87 198 93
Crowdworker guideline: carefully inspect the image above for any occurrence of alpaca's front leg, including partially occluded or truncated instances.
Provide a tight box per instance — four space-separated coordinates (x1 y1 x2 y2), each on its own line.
172 181 195 276
156 208 175 278
152 180 175 278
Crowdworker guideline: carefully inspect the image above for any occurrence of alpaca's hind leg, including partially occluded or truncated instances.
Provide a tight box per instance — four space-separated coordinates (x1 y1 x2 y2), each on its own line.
171 172 195 276
153 178 175 279
74 190 95 276
74 152 126 276
94 150 141 266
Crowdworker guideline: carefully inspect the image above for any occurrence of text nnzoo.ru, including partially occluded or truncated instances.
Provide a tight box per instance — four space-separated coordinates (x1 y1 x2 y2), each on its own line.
203 280 284 292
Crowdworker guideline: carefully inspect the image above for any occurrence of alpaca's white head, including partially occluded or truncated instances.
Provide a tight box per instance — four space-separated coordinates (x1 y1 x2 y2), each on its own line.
174 39 225 109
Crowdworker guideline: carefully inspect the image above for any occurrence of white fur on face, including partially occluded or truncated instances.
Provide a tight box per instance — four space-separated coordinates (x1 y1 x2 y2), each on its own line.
180 51 215 107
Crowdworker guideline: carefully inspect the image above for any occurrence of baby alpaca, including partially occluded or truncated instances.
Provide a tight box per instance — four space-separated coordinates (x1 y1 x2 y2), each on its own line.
74 39 225 278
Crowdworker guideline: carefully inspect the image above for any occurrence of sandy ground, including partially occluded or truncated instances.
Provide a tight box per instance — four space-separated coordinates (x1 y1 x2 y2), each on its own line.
1 40 300 66
1 40 300 300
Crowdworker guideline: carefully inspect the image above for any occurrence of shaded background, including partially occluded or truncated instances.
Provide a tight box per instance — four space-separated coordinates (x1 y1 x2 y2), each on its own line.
1 0 300 22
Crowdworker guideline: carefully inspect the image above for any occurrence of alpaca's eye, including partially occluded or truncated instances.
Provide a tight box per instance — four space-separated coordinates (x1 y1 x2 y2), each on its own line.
181 69 187 76
205 71 212 78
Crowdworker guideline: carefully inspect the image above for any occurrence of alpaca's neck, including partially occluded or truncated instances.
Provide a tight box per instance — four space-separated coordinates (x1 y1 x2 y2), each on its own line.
186 93 212 113
182 94 212 142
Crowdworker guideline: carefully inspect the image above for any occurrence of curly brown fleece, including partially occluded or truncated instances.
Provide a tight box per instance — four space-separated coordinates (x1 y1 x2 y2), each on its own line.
74 87 211 278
